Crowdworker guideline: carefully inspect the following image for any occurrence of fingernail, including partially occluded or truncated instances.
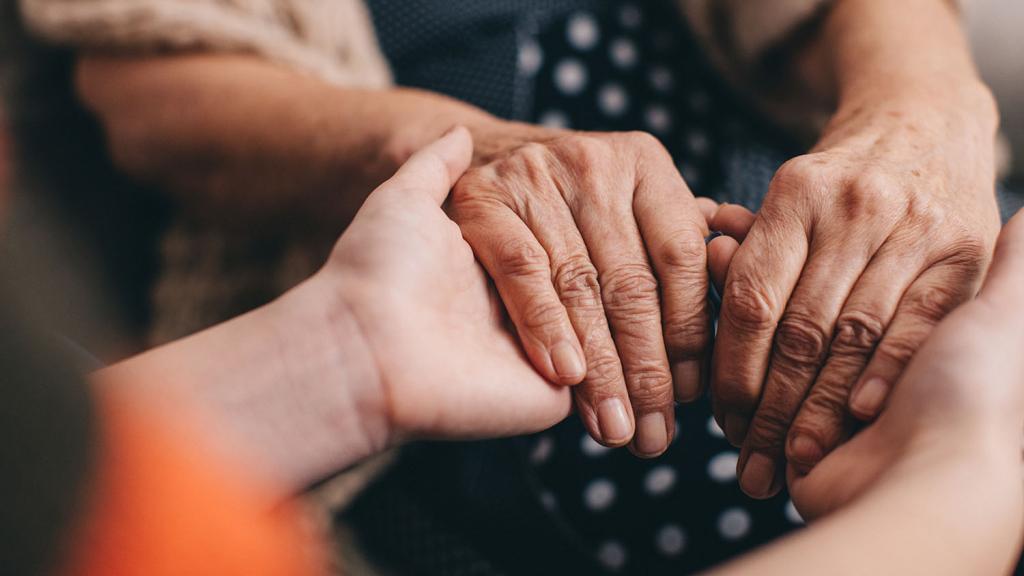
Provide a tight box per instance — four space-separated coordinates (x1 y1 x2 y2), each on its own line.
672 360 701 402
598 398 633 445
634 412 668 456
789 434 823 472
441 124 462 137
740 453 776 498
724 414 748 447
850 377 889 418
550 341 585 382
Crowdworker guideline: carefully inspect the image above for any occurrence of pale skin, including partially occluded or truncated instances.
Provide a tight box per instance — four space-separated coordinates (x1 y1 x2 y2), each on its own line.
98 133 1024 573
77 0 999 463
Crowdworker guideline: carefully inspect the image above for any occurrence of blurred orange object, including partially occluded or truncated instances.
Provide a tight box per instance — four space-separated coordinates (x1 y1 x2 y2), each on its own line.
56 388 326 576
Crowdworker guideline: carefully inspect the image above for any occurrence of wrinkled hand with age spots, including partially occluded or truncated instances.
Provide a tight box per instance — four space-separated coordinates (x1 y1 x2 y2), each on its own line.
450 122 712 457
711 87 1002 498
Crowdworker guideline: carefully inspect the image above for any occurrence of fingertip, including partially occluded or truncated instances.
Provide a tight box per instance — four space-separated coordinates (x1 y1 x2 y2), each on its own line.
712 203 756 242
848 376 890 420
707 235 740 291
550 340 587 385
433 124 474 180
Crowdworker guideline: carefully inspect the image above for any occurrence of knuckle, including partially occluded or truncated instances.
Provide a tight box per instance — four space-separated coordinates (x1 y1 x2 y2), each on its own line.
831 310 886 357
624 367 674 406
770 157 821 194
655 231 706 271
585 353 625 389
801 383 850 420
722 279 778 334
747 404 793 452
601 264 660 314
904 284 959 324
875 331 925 367
939 234 989 277
836 173 900 221
494 237 549 279
518 294 568 335
624 131 669 158
663 312 709 357
773 314 830 370
553 256 603 309
560 134 613 167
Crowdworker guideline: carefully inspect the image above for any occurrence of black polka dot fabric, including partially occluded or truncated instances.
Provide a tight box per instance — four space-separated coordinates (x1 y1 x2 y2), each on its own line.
512 4 801 573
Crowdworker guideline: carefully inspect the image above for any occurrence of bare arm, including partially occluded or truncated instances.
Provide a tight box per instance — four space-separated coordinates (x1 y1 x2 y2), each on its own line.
75 54 498 230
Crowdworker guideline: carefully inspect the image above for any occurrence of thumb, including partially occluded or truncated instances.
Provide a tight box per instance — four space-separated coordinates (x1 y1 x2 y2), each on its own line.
375 125 474 205
977 209 1024 314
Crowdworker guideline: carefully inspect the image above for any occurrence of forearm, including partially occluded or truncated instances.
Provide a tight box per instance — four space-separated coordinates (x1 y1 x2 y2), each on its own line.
92 273 387 497
794 0 995 127
712 437 1023 575
75 54 501 230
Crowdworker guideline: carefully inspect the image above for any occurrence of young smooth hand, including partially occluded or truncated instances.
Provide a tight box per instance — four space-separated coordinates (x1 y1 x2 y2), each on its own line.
316 126 573 447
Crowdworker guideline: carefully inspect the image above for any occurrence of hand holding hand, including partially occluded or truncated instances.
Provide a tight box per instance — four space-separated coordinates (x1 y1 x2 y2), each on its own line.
789 209 1024 521
450 123 712 456
319 127 572 445
711 86 1002 497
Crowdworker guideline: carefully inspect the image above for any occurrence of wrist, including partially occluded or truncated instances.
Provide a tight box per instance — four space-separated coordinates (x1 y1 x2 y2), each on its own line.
263 273 391 480
834 76 998 133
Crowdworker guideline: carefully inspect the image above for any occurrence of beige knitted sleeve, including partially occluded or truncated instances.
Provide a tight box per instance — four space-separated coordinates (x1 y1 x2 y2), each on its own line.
18 0 392 87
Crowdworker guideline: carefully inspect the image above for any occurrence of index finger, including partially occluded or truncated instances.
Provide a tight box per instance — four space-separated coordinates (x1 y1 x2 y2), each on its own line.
711 205 809 446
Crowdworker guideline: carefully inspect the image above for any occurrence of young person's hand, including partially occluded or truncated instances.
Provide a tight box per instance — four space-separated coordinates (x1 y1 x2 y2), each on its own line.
316 126 572 447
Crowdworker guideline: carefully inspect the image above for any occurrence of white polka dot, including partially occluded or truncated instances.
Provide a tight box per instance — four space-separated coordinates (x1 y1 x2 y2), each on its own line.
644 465 677 496
785 500 804 524
567 12 600 51
718 507 752 540
609 38 638 69
554 59 588 96
686 131 710 156
529 435 554 465
598 83 629 116
648 66 674 92
688 90 711 113
584 478 617 511
540 490 558 512
707 451 739 483
655 524 687 556
518 39 543 76
619 4 643 29
539 110 570 129
707 416 725 438
581 433 611 457
645 105 672 133
597 540 628 571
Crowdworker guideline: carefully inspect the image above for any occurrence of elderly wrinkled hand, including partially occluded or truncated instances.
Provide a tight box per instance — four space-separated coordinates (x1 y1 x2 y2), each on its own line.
711 87 1002 498
788 209 1024 520
450 122 711 456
